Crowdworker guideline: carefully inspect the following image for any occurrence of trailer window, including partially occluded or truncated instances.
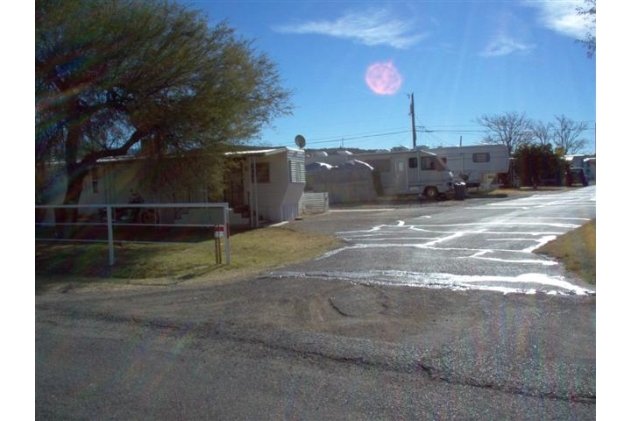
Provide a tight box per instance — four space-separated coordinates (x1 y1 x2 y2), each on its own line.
91 167 99 193
472 153 490 163
251 162 270 183
421 156 437 170
408 157 418 168
288 159 305 183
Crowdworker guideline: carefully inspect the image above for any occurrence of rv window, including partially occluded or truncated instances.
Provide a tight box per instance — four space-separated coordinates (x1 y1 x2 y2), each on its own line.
421 156 436 170
408 157 418 168
472 153 490 163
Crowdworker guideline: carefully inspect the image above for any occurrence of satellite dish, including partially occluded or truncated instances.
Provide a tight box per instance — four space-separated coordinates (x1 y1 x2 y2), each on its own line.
295 134 306 149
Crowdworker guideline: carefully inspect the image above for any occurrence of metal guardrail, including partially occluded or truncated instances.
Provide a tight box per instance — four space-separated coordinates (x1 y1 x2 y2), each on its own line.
36 203 231 266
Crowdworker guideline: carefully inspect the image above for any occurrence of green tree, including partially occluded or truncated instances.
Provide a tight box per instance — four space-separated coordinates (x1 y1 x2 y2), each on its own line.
36 0 292 210
476 112 533 156
513 143 564 187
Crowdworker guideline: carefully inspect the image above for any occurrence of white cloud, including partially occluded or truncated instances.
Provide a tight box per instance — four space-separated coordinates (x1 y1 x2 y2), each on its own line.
273 9 428 49
522 0 594 39
480 35 535 57
479 10 536 57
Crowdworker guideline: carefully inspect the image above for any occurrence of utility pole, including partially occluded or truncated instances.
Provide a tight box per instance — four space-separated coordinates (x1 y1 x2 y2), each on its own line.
409 93 417 149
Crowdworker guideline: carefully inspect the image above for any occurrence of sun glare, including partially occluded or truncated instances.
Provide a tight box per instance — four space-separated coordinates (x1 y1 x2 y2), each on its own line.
364 61 403 95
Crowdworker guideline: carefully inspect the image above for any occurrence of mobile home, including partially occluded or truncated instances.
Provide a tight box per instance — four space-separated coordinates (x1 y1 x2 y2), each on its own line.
428 144 510 188
225 147 306 226
564 154 586 169
583 157 596 180
564 154 596 181
352 149 454 199
37 147 306 228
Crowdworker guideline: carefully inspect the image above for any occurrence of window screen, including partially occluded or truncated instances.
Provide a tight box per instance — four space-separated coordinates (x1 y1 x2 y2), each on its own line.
472 153 490 163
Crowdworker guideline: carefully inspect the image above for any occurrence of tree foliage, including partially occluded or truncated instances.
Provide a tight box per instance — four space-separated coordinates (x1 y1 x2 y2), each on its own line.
476 112 533 156
513 143 564 187
36 0 292 205
577 0 596 58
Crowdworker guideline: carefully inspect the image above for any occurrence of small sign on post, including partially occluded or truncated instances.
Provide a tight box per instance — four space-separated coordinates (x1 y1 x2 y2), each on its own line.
214 225 224 264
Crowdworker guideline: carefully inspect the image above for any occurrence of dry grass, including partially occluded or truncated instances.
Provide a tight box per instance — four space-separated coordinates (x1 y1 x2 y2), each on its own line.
535 220 596 285
35 226 343 292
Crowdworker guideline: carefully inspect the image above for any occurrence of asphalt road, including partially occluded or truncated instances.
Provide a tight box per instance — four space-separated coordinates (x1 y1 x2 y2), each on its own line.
36 187 596 420
281 186 596 295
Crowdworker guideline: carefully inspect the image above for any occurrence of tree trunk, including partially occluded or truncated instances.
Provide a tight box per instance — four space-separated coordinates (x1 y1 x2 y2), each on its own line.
56 120 88 237
54 168 87 238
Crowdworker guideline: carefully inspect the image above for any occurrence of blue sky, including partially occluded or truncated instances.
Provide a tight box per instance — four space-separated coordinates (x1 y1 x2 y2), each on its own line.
185 0 596 153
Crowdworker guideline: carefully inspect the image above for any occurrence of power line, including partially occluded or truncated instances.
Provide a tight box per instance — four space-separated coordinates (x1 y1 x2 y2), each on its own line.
274 121 596 149
279 129 411 147
418 128 486 134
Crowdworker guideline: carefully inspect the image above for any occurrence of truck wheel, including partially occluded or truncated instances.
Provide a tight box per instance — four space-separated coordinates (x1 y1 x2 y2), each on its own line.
425 187 439 200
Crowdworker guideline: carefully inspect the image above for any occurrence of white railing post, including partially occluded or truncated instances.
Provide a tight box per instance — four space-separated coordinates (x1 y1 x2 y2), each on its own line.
36 203 231 267
107 206 115 266
224 205 230 265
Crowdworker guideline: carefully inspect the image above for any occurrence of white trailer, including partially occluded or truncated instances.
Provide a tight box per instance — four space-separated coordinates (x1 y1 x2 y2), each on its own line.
583 157 596 180
428 144 510 189
564 154 587 169
353 149 455 199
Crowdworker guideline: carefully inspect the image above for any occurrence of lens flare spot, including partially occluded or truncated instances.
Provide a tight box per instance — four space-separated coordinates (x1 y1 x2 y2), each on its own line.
365 61 403 95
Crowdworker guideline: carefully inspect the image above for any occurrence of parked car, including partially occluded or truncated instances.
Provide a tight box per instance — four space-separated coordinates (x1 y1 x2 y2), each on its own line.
565 167 588 187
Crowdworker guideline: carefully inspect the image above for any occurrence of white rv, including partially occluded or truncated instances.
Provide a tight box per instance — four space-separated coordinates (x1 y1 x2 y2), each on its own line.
428 144 510 188
353 149 454 199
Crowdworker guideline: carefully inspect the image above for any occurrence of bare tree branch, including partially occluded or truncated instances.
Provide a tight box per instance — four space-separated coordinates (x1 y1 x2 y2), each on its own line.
551 115 588 155
577 0 596 58
476 112 533 156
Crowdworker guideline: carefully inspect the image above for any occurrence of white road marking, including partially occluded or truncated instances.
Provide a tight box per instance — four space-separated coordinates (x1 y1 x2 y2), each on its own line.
312 192 595 295
317 214 593 291
330 208 394 212
467 250 557 266
266 270 595 296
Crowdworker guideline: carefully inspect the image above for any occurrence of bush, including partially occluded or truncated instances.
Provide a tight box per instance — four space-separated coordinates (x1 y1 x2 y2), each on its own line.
513 143 564 186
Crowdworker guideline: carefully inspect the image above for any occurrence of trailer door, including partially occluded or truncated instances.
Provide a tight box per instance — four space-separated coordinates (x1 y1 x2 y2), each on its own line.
395 159 408 193
407 157 420 186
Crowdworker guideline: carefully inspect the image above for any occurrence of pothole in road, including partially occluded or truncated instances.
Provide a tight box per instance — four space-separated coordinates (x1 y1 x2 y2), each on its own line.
328 284 388 317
